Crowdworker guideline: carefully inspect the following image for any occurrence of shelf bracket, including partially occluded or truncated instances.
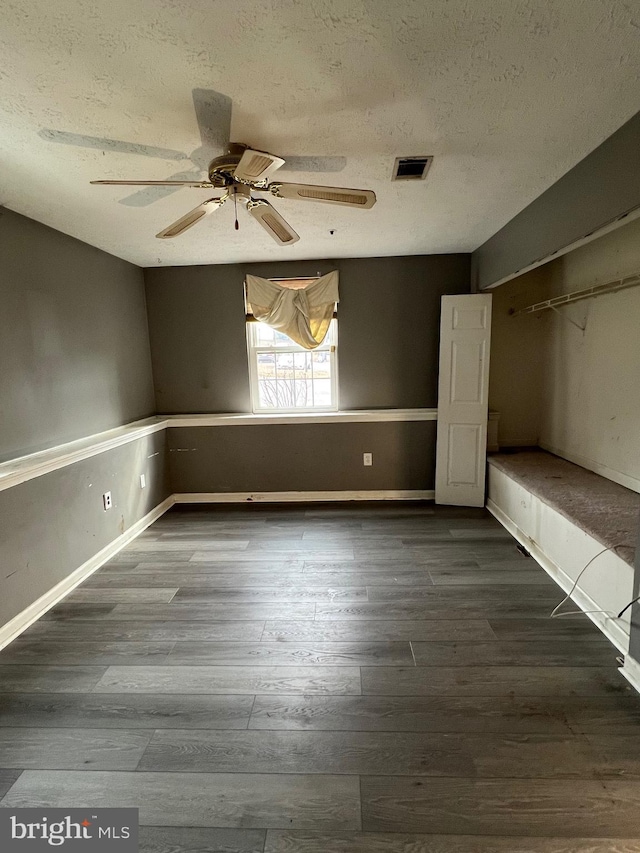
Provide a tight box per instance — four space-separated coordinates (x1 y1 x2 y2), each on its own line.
549 305 586 331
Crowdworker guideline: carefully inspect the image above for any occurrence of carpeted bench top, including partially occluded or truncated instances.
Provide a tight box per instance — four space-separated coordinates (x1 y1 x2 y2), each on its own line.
488 450 639 566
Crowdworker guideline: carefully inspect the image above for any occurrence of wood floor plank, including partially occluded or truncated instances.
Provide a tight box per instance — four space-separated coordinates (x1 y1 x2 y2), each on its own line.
449 529 514 539
304 560 479 571
127 540 249 551
42 604 116 621
25 621 267 642
108 552 194 563
315 601 560 620
245 539 405 551
248 695 574 733
487 617 608 642
66 588 178 603
0 640 176 666
92 665 361 695
0 727 152 770
139 826 266 853
138 729 475 776
263 620 497 642
0 693 254 729
101 561 306 573
89 604 317 621
476 559 543 571
411 641 619 667
429 570 555 585
556 696 640 732
366 585 560 602
0 665 107 693
354 549 473 562
165 641 413 667
360 777 640 836
0 770 23 799
264 831 640 852
2 770 362 829
581 733 640 778
85 571 435 588
361 666 631 697
139 729 629 779
191 551 356 562
172 587 368 603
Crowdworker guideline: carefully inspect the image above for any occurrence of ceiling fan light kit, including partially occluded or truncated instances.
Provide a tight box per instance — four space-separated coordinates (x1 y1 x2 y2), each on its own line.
91 141 376 245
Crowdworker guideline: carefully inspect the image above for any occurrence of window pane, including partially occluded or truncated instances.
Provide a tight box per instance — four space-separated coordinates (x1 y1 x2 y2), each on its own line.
313 379 332 406
312 350 331 379
256 351 275 380
249 319 337 412
252 319 335 349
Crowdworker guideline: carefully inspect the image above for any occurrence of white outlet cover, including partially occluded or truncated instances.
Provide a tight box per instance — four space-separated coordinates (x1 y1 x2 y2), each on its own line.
140 474 146 489
363 453 373 466
103 491 112 510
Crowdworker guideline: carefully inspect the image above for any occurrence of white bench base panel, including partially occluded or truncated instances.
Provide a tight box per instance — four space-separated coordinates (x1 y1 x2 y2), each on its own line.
487 464 633 655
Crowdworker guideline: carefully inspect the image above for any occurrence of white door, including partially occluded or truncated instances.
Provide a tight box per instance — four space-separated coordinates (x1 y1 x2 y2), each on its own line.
435 293 492 507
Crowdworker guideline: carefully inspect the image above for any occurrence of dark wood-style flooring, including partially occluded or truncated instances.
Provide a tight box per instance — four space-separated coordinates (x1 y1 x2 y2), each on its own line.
2 503 640 852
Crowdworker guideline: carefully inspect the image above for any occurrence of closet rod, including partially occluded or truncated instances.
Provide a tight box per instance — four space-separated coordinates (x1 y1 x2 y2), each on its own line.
510 273 640 317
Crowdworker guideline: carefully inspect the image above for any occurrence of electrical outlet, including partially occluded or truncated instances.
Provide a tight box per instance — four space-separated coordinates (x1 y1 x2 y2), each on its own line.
363 452 373 466
102 491 112 511
140 474 146 489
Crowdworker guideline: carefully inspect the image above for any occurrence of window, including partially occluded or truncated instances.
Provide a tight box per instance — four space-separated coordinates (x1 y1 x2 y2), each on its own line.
247 319 338 413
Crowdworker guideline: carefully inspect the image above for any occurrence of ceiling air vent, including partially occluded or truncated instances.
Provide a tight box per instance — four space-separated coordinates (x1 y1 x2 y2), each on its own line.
392 155 433 181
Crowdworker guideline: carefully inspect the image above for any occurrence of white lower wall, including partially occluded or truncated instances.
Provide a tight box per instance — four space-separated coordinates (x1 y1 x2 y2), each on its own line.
487 464 633 653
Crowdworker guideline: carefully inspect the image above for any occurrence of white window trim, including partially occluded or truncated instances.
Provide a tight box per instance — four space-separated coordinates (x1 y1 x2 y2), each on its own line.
246 319 339 414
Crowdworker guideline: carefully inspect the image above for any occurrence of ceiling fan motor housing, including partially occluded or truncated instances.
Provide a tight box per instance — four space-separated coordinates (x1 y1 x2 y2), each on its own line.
207 143 249 187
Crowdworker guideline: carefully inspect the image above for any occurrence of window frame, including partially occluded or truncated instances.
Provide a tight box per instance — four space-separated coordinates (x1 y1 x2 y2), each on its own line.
246 318 339 415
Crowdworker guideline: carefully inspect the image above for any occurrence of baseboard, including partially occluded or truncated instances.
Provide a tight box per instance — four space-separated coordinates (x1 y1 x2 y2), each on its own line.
620 654 640 696
0 496 175 652
539 442 640 495
173 490 435 503
487 498 630 654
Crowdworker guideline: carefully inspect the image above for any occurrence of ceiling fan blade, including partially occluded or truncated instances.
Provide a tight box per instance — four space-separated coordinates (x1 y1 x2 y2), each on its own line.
119 170 208 207
192 89 232 154
280 156 347 173
234 149 285 184
91 179 214 187
247 200 299 245
156 196 227 239
39 129 188 161
269 182 376 209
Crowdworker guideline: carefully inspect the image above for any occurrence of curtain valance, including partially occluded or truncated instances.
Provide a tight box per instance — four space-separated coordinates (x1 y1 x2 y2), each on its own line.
245 271 339 350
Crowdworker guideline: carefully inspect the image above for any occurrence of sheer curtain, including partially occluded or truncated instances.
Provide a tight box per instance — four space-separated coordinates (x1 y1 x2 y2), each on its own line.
245 271 339 350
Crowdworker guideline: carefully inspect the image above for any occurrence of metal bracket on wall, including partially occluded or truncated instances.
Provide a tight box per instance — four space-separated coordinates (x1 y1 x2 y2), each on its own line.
549 305 586 332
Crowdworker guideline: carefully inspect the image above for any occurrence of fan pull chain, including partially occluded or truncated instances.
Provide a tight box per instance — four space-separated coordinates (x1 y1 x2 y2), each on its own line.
234 192 239 230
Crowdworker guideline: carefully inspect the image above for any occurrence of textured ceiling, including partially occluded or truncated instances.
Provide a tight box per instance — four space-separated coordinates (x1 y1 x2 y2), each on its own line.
1 0 639 267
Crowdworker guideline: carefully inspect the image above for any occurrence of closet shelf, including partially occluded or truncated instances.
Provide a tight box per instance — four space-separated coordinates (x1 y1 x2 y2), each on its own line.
510 272 640 317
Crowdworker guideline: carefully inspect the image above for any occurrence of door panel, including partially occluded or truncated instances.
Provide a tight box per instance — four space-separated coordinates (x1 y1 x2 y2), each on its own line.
435 294 492 506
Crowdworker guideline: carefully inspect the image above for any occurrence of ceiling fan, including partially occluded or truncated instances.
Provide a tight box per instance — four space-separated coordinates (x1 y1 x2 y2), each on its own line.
91 141 376 245
41 89 350 208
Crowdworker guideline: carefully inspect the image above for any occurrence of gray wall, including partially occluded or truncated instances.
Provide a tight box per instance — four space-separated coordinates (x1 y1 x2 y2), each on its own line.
0 432 169 627
0 208 156 461
472 110 640 290
144 254 470 413
0 209 164 633
168 422 436 493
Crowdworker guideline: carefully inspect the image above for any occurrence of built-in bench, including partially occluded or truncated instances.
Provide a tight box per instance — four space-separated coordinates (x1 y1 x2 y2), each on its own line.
487 449 639 655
